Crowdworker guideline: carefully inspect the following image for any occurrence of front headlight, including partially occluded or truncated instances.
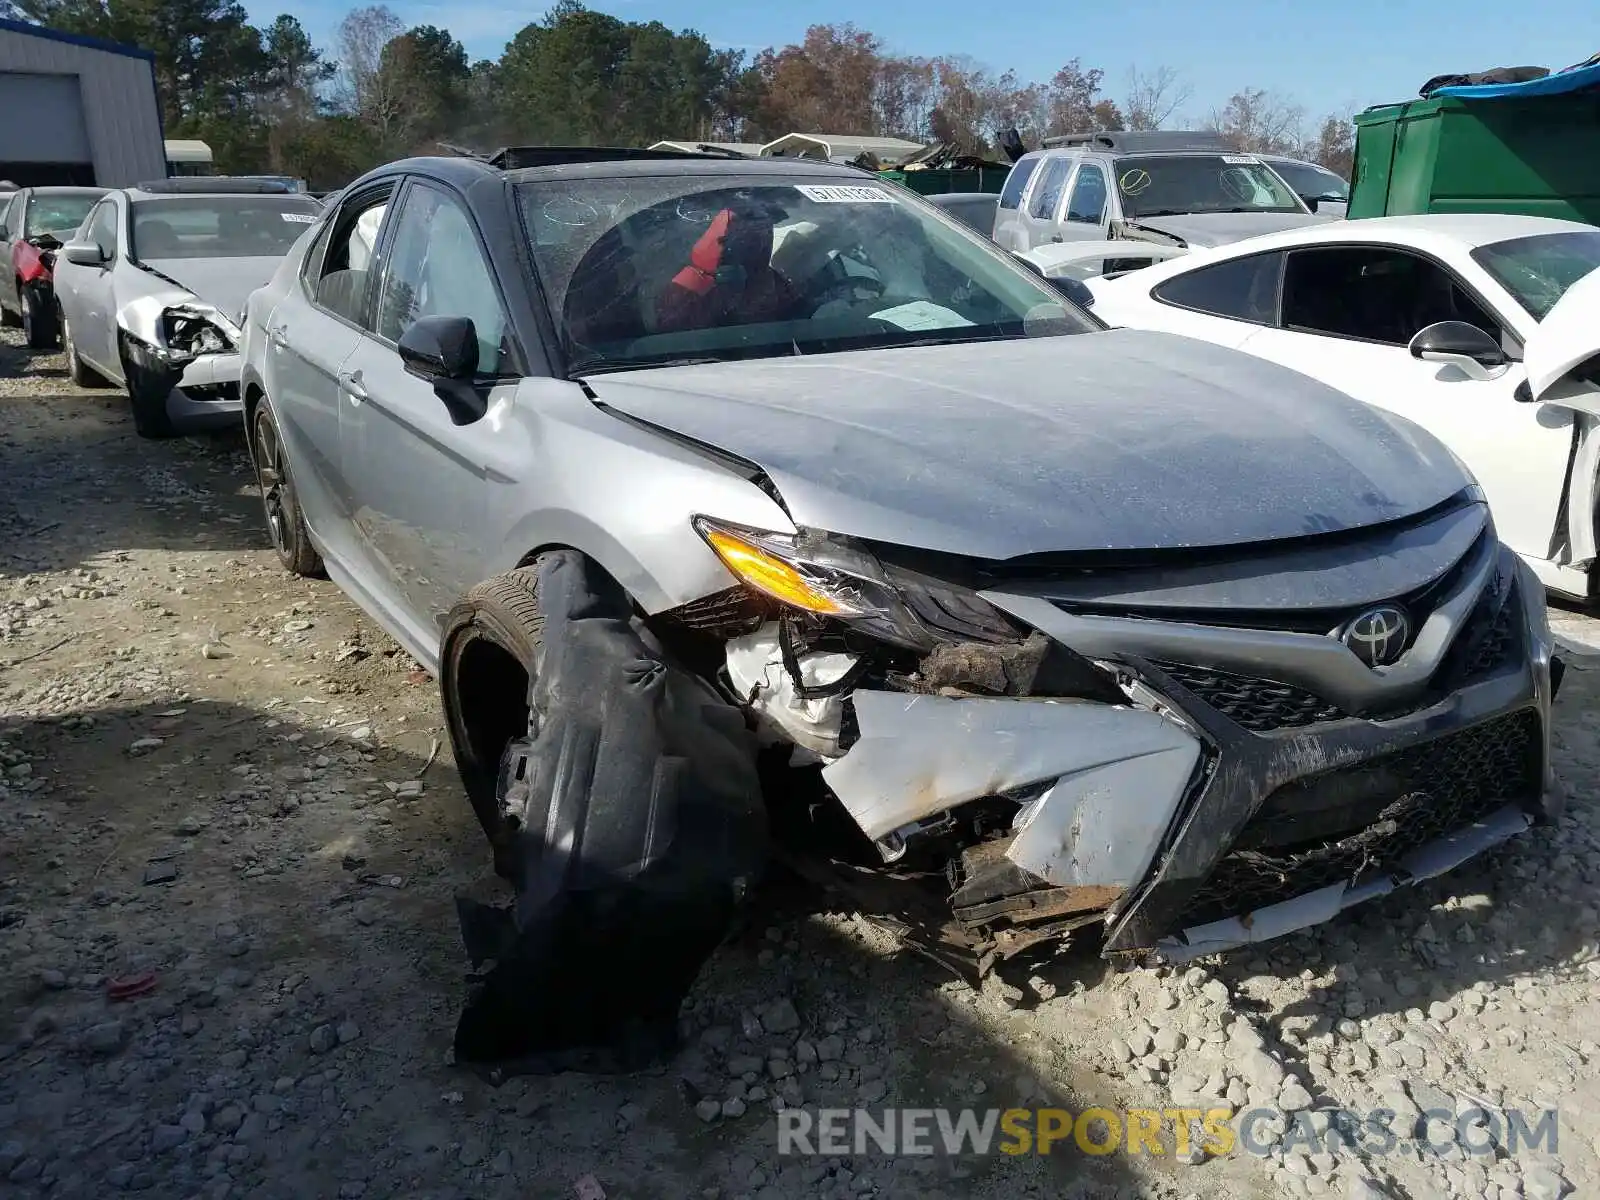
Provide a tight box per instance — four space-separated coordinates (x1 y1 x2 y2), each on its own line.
692 516 1022 652
161 307 236 359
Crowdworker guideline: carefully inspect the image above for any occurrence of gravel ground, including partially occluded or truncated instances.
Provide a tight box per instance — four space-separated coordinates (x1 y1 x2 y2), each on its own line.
1 325 1598 1200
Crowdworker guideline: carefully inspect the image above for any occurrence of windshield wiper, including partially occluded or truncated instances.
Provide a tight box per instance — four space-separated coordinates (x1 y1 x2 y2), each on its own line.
576 355 730 376
1130 209 1191 218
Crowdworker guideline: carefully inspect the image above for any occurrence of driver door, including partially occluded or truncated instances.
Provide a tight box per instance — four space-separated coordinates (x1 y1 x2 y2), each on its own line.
69 199 121 374
1237 244 1570 564
337 178 508 640
1015 157 1072 251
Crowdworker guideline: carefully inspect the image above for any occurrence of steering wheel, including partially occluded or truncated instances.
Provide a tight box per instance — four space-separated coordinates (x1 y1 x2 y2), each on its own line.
812 274 886 308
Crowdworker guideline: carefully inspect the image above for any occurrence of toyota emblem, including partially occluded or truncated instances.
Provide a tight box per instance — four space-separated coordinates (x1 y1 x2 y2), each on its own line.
1340 605 1411 668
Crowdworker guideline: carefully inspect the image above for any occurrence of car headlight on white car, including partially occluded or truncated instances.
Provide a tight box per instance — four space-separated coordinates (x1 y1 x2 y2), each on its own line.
160 304 238 361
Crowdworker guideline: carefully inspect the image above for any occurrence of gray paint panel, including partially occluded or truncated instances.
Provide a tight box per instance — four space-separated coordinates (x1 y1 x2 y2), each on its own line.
0 73 90 161
0 31 164 186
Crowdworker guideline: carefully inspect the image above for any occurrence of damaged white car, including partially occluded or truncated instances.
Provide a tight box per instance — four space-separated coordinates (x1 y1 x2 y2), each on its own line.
239 148 1564 1075
52 178 322 437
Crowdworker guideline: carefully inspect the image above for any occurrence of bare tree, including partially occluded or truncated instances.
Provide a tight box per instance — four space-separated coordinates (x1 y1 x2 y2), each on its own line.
335 5 404 116
1206 87 1306 155
1123 65 1191 131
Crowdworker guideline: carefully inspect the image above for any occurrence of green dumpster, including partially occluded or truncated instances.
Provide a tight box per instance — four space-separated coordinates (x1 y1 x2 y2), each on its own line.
1349 63 1600 224
878 166 1009 196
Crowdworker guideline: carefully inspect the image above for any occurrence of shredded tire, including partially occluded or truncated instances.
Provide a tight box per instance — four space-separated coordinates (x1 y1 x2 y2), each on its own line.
441 551 768 1075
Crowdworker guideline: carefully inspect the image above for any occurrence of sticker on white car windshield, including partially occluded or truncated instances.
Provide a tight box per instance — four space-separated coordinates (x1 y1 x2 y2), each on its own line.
1222 155 1258 164
280 212 317 223
794 184 897 204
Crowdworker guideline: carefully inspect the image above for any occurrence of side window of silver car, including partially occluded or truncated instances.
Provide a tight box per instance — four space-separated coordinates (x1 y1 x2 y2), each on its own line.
374 183 509 375
89 201 117 256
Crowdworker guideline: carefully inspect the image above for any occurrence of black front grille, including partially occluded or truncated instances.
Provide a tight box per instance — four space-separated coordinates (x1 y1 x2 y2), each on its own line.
1456 574 1520 681
1178 708 1541 928
1154 661 1347 732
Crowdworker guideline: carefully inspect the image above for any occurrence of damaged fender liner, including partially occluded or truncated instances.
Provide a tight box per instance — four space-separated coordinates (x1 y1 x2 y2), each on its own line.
452 551 767 1076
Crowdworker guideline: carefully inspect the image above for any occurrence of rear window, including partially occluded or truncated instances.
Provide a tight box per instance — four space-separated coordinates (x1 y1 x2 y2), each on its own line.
998 159 1040 211
131 194 322 260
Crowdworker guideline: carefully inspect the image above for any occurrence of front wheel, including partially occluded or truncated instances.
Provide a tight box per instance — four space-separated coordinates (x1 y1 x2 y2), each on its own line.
21 287 58 350
61 314 105 386
251 399 323 576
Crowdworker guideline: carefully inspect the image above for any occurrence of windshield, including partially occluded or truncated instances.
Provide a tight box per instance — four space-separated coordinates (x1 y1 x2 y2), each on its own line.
130 195 322 260
25 194 99 239
1472 230 1600 321
1267 160 1348 201
516 174 1098 375
1113 155 1305 218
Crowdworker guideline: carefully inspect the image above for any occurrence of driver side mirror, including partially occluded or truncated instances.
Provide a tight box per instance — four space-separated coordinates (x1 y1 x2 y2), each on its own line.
1012 251 1095 309
63 240 106 267
1409 321 1508 382
398 315 487 426
1301 195 1319 213
399 314 477 381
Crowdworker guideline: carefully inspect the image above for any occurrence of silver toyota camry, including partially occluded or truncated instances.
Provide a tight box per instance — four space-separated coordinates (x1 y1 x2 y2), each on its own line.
238 148 1564 1073
52 179 322 437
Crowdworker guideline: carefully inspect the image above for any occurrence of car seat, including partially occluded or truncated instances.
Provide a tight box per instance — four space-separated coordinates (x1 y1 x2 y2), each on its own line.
138 219 180 258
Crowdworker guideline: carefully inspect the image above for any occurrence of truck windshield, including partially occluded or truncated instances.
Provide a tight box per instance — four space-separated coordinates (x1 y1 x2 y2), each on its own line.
517 174 1099 375
1112 155 1305 218
1471 230 1600 321
1267 160 1348 201
130 195 322 260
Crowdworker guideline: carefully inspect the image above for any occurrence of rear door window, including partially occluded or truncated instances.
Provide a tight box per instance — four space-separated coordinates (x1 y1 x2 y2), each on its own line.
310 186 394 327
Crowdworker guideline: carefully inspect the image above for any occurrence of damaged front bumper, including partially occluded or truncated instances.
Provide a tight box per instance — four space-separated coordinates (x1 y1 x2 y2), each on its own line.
736 534 1559 971
120 299 244 424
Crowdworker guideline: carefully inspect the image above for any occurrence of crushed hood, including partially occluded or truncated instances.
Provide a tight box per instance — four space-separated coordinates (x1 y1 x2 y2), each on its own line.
138 256 284 323
1123 211 1336 248
585 330 1471 560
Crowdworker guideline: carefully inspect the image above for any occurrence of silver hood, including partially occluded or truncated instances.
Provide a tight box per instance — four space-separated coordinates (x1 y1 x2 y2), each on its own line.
138 256 284 321
586 329 1472 561
1122 211 1336 248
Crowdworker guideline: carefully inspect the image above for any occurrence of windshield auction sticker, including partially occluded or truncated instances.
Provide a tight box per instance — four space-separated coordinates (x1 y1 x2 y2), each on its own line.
280 212 317 223
794 184 897 204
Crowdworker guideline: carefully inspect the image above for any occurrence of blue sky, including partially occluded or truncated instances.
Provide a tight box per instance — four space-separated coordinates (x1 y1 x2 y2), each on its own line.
259 0 1597 121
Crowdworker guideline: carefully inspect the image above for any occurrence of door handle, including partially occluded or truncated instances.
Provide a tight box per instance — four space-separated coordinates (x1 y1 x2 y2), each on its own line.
267 324 288 348
1050 235 1064 243
338 369 368 404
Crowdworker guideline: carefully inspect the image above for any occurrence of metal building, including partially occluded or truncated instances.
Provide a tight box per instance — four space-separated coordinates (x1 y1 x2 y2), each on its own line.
0 19 166 187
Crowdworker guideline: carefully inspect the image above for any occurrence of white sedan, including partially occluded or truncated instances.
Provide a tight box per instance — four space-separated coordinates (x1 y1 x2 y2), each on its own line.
1077 215 1600 600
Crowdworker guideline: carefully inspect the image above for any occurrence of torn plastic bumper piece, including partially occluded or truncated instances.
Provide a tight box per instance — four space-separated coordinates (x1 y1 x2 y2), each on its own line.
820 690 1202 895
453 551 767 1078
1150 804 1532 966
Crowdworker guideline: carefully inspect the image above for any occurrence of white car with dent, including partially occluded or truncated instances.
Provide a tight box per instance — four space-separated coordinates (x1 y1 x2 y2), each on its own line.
1075 214 1600 600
